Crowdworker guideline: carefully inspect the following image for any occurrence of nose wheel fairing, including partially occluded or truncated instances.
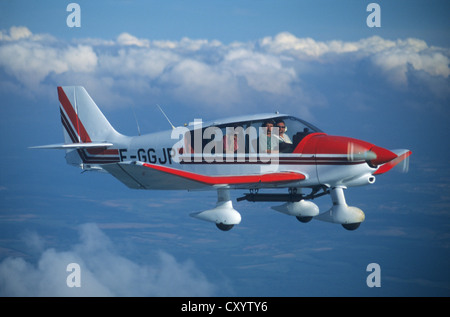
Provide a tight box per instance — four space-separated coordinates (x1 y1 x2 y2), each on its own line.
314 186 365 229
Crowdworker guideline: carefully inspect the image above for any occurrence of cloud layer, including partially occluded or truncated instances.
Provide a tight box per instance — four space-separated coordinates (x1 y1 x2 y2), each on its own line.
0 223 216 296
0 26 448 115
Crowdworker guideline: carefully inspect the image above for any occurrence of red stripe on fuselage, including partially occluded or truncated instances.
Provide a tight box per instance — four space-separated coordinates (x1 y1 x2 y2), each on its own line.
179 156 365 165
141 163 305 185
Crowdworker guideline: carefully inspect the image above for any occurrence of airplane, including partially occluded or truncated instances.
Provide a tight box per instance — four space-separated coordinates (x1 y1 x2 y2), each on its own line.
32 86 411 231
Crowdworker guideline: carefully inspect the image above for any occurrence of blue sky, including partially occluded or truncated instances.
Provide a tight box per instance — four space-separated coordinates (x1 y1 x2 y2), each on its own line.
0 0 449 297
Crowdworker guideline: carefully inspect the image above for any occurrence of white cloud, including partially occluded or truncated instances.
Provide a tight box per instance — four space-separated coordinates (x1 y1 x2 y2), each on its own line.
117 32 150 47
369 39 450 85
63 45 98 73
162 58 240 108
0 223 216 296
260 33 450 86
1 26 32 41
223 48 297 94
260 32 359 58
99 47 179 79
0 26 51 42
0 26 448 110
0 27 97 91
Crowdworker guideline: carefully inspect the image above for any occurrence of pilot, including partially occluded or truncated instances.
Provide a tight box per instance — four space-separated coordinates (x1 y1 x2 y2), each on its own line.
275 120 294 153
275 120 292 144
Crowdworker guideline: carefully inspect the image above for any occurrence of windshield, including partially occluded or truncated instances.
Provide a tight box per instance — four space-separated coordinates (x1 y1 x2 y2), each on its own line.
275 116 322 138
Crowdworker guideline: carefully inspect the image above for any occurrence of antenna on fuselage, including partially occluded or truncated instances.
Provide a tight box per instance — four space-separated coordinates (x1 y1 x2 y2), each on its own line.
156 104 175 130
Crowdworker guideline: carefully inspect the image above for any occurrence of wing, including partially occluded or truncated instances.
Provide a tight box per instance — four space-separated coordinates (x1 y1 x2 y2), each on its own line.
102 161 306 190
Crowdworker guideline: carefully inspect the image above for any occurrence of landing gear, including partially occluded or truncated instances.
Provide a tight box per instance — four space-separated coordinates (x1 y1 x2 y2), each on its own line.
190 188 241 231
274 186 365 230
314 186 365 230
234 186 365 231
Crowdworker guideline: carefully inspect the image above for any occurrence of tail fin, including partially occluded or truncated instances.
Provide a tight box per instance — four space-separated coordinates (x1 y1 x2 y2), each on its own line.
57 86 123 168
58 86 120 144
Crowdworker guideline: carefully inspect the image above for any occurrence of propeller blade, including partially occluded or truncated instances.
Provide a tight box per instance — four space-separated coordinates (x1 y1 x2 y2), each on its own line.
396 151 410 173
373 149 412 175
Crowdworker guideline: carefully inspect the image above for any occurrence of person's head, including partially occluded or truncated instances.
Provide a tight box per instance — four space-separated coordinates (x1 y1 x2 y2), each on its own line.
276 120 286 135
262 120 274 134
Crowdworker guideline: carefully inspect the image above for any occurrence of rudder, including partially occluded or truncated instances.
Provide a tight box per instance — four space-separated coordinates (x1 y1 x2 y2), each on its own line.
57 86 123 167
58 86 120 144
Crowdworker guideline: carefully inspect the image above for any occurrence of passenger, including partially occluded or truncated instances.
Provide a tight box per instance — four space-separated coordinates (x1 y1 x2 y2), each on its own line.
259 120 279 154
223 129 239 153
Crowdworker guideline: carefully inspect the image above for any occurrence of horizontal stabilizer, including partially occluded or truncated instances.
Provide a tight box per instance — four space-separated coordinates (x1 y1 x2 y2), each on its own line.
30 142 113 150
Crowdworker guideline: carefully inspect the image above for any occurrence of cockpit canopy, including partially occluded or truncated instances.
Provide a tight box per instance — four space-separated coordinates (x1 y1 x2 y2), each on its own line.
185 115 323 154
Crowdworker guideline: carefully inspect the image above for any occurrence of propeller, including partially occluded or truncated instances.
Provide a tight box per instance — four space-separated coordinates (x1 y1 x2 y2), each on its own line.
372 149 412 175
390 149 411 173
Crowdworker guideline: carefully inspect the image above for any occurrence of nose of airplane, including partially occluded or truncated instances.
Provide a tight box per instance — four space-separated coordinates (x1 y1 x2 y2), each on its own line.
298 134 398 167
369 145 398 166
